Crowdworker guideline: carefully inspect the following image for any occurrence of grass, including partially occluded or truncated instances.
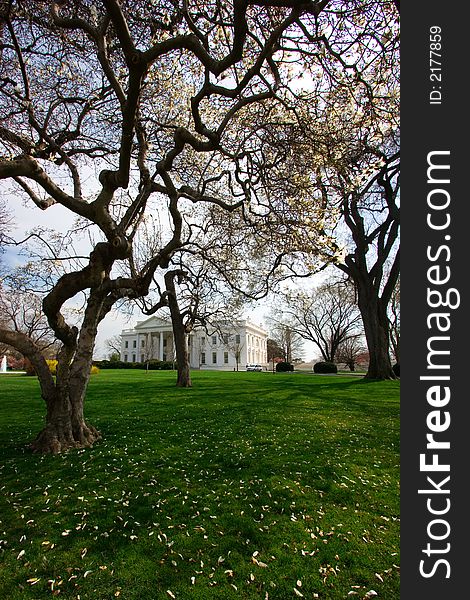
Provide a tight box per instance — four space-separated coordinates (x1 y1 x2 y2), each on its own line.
0 370 400 600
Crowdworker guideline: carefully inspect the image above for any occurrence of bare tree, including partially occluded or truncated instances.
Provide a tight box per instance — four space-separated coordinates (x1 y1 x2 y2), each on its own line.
267 338 283 361
274 278 363 364
223 332 245 372
0 196 13 279
0 274 59 356
105 334 122 360
336 334 367 372
267 319 304 364
134 245 245 385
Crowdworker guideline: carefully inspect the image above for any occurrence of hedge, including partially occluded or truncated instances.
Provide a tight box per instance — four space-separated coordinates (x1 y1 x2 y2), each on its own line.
93 359 175 370
275 361 294 372
313 361 338 374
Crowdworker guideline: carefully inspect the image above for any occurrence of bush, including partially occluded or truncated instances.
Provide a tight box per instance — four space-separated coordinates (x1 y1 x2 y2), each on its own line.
92 359 175 371
145 360 175 370
93 360 131 369
392 363 400 377
46 359 58 375
313 361 338 374
27 359 100 376
276 361 294 372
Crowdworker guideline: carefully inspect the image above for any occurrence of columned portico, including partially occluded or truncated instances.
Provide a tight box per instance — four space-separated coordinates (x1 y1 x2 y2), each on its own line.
121 317 174 363
121 316 268 370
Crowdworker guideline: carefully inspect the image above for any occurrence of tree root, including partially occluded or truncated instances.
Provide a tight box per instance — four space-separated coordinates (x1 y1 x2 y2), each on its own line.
30 422 101 454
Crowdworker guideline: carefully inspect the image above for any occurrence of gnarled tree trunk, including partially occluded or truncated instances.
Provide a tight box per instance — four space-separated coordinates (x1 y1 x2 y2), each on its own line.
0 288 110 453
30 385 101 454
0 327 100 452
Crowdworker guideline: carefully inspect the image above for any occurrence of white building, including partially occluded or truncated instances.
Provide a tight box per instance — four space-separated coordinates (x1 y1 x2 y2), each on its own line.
120 316 268 370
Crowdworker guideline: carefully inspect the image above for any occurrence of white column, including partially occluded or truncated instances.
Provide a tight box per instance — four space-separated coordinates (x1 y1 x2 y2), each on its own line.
159 331 164 360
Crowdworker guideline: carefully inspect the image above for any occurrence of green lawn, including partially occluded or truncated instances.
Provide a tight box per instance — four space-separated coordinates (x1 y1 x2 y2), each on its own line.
0 370 400 600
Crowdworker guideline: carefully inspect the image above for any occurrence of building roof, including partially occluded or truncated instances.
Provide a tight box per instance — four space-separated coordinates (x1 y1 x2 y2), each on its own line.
122 316 171 334
122 316 267 336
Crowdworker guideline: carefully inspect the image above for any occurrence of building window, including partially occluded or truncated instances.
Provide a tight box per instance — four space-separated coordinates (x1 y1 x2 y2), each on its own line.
132 354 136 362
201 352 206 365
141 339 145 347
212 335 217 346
124 354 128 362
224 351 229 364
125 341 129 348
235 334 240 344
201 336 206 346
133 340 137 348
141 354 145 362
212 352 217 364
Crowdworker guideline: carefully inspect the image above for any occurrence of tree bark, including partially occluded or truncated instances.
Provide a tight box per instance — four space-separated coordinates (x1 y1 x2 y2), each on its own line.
30 332 102 453
357 292 396 380
30 386 101 454
0 289 110 452
174 335 192 387
165 271 192 388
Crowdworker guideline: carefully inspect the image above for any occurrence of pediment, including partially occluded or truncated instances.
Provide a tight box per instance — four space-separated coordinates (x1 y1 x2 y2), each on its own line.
134 316 171 330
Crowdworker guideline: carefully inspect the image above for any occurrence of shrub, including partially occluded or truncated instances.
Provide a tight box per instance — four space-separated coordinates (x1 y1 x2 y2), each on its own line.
47 360 99 375
313 361 338 374
93 360 110 369
145 360 175 370
93 360 129 369
276 361 294 372
392 363 400 377
46 359 58 375
27 359 100 376
92 359 175 371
